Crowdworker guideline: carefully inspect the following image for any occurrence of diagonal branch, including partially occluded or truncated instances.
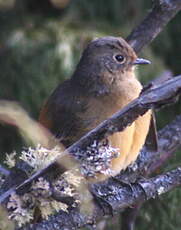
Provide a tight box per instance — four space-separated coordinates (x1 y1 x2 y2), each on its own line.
20 166 181 230
1 1 181 228
0 165 10 177
19 114 181 230
0 75 181 204
1 0 181 206
126 0 181 53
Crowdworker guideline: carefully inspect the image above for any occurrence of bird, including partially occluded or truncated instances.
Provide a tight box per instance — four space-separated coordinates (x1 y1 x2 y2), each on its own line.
39 36 151 182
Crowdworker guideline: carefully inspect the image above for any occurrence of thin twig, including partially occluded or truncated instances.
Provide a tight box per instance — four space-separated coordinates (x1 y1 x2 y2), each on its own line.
0 165 10 176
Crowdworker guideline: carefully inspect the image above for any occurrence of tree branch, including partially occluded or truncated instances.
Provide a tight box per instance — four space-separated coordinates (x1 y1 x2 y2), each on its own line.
20 166 181 230
1 1 181 229
12 114 181 230
0 74 181 204
1 0 181 206
0 165 10 177
126 0 181 53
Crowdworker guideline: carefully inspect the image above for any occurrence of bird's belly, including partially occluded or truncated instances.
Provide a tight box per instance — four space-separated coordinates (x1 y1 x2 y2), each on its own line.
109 110 151 175
108 123 135 174
82 94 151 179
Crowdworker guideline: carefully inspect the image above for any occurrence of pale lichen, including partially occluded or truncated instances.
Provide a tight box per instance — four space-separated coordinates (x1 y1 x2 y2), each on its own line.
32 178 68 220
4 151 17 168
53 178 76 197
20 144 62 171
157 186 165 195
63 169 84 187
7 177 70 226
5 139 116 226
7 193 34 227
32 177 52 198
75 139 119 178
38 198 68 220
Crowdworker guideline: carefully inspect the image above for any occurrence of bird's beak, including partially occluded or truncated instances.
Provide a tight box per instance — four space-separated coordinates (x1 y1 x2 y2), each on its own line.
133 58 151 65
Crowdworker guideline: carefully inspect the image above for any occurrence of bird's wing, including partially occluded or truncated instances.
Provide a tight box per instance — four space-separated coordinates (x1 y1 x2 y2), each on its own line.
39 80 88 148
145 111 158 151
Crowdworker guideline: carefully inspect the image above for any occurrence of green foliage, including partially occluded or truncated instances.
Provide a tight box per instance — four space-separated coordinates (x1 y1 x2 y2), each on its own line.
137 188 181 230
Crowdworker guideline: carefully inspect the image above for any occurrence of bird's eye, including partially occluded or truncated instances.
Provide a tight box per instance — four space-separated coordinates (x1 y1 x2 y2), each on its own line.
114 54 125 64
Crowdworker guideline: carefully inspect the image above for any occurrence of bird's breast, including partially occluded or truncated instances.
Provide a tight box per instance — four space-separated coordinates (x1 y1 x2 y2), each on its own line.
79 75 151 179
83 75 142 127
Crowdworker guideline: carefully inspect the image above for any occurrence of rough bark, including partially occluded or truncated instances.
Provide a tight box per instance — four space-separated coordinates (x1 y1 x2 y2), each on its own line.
20 167 181 230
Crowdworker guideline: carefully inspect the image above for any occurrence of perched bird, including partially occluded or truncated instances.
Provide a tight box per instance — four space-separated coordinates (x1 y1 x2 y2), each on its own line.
39 36 151 181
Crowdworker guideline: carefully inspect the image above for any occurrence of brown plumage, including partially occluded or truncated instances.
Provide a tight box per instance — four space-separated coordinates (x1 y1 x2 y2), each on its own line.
39 36 151 181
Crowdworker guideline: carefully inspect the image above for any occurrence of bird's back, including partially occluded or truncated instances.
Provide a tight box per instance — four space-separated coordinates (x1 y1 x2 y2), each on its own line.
39 75 151 181
39 79 91 147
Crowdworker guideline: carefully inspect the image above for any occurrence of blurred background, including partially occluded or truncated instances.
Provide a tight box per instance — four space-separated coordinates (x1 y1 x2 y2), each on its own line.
0 0 180 229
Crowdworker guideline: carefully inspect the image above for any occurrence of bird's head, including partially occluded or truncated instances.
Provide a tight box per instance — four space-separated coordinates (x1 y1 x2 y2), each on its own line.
72 36 150 96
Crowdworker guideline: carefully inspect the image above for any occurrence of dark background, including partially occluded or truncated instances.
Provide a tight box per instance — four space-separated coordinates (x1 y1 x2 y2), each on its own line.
0 0 180 229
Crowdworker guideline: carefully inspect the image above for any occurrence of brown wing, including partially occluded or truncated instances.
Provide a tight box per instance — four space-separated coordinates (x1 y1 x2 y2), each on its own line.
145 111 158 151
39 79 88 148
39 103 53 130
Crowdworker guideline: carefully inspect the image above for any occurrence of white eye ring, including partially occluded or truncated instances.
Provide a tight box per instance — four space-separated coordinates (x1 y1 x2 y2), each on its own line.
114 54 125 64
